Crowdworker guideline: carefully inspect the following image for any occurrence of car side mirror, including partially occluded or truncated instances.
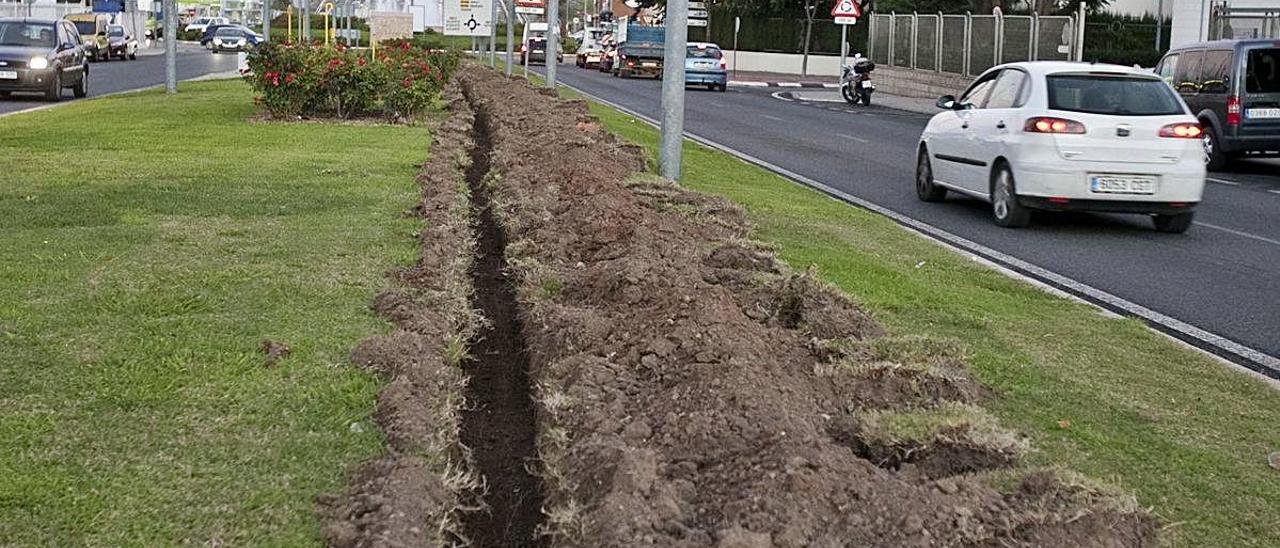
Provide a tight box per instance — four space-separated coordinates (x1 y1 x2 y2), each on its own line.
936 95 957 110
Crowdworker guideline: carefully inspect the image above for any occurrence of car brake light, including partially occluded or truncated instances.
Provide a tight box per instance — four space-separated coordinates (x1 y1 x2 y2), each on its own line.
1158 122 1203 138
718 57 726 70
1023 117 1086 134
1227 95 1241 126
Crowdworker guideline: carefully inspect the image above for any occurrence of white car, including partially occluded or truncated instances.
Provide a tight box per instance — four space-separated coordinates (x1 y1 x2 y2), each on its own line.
916 61 1206 233
184 17 228 33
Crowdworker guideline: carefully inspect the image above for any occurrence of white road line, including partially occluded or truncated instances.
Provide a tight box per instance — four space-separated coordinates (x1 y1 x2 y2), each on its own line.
761 114 783 122
822 83 840 88
555 82 1280 381
1269 190 1280 195
1207 177 1240 185
1194 221 1280 247
837 133 870 143
730 81 769 87
777 82 802 87
770 91 793 102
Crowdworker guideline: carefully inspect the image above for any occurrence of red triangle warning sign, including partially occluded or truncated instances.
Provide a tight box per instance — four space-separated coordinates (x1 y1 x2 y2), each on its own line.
831 0 861 18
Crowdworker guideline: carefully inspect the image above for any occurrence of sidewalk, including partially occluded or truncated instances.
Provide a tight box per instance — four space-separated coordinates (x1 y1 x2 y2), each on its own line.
727 69 838 88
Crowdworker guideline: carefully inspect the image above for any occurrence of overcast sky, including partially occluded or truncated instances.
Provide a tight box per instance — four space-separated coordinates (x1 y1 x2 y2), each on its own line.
1103 0 1162 16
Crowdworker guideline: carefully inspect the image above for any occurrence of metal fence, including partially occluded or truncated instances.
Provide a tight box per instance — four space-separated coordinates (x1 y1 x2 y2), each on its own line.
1209 3 1280 41
868 9 1084 78
0 1 85 19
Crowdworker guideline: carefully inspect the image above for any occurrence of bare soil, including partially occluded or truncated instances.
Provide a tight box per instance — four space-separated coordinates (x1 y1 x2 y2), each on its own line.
456 67 1159 548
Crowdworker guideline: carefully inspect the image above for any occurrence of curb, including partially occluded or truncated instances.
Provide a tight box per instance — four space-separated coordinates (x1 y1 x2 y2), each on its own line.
729 81 839 88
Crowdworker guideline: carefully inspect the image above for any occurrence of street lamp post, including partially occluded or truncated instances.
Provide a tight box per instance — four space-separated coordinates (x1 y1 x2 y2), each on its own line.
659 0 689 180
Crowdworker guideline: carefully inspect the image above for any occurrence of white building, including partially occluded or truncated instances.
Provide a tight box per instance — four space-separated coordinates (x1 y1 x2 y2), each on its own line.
1170 0 1280 47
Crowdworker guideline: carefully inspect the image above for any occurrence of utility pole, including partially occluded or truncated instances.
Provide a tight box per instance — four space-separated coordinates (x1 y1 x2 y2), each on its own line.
801 0 815 77
505 0 515 76
263 0 271 41
546 0 558 88
1155 0 1164 51
303 0 310 40
164 0 176 93
659 0 688 180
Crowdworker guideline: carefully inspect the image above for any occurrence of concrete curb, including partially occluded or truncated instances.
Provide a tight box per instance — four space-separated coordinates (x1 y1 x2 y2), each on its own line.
729 80 838 88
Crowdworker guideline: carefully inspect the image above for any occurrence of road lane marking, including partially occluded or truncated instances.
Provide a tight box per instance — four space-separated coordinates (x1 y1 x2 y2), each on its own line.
1207 177 1240 185
1194 222 1280 247
556 82 1280 382
770 91 793 102
1269 190 1280 195
761 114 783 122
778 82 802 87
837 132 869 143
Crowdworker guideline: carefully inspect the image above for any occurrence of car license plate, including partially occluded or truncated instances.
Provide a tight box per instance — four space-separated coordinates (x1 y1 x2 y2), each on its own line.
642 62 657 67
0 70 16 80
861 81 874 89
1089 174 1157 195
1246 108 1280 119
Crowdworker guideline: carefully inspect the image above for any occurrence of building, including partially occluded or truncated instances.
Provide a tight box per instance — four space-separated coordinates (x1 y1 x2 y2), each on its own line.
1170 0 1279 47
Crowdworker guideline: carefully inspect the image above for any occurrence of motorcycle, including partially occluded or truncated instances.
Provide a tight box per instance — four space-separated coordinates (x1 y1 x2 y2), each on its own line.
840 56 876 106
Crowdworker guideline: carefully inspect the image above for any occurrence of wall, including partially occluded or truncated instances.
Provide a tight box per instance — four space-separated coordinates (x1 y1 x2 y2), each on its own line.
370 11 414 43
726 49 972 98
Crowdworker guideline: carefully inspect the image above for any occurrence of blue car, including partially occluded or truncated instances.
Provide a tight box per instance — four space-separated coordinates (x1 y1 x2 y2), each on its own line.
685 42 726 92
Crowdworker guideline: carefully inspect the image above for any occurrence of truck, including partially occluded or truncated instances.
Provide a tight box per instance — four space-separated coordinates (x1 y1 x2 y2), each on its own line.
520 21 562 66
611 19 663 79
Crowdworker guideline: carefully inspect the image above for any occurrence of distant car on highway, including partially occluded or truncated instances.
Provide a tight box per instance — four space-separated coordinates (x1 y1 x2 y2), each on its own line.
105 24 137 60
1156 39 1280 171
200 24 262 49
0 18 90 101
209 25 254 53
185 16 228 33
685 42 726 91
66 12 109 61
916 61 1206 233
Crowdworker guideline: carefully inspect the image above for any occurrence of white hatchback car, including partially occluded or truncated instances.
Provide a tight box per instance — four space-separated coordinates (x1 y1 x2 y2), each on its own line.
916 62 1207 233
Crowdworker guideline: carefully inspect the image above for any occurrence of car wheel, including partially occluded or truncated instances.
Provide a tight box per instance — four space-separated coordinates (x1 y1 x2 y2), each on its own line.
915 148 947 202
1152 211 1194 233
991 164 1031 228
0 91 11 98
44 71 61 102
718 83 727 92
130 51 137 60
1202 125 1229 171
860 90 872 106
73 71 88 98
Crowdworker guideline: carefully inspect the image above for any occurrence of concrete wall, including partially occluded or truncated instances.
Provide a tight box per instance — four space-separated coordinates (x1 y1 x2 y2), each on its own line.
1170 0 1277 48
726 50 972 99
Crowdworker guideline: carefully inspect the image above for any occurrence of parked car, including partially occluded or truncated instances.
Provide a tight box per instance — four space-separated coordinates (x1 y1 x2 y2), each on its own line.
105 24 137 60
916 61 1206 233
685 42 726 91
0 17 90 101
209 25 254 53
185 16 228 33
1156 39 1280 170
576 44 604 69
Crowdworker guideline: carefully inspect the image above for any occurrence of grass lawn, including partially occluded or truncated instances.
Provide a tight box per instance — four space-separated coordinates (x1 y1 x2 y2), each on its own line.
0 80 425 544
575 89 1280 546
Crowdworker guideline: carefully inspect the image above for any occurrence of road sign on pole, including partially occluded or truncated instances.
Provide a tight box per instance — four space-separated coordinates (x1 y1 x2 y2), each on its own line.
831 0 860 25
515 0 543 15
444 0 494 36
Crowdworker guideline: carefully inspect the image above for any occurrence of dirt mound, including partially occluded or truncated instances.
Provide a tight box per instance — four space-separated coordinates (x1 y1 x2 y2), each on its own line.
457 67 1157 547
321 84 479 547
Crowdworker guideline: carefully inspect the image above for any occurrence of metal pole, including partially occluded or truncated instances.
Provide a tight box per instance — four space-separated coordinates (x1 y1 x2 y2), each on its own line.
303 0 310 40
801 3 813 77
164 0 175 93
505 0 515 76
489 0 497 66
732 15 739 78
1156 0 1163 50
658 0 688 181
546 0 557 88
263 0 270 41
839 23 847 69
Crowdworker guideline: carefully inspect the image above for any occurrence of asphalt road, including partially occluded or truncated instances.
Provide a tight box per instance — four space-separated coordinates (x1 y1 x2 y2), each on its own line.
538 62 1280 372
0 45 238 115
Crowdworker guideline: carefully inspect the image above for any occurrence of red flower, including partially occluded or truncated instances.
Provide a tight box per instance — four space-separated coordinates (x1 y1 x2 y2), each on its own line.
285 73 295 84
357 57 366 66
402 77 412 88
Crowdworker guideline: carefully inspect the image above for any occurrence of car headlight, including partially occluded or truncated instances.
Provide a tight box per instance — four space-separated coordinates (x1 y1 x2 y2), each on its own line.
213 38 222 46
30 57 48 70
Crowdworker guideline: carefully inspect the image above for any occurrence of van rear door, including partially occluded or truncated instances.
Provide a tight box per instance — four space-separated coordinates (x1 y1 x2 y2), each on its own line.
1239 46 1280 139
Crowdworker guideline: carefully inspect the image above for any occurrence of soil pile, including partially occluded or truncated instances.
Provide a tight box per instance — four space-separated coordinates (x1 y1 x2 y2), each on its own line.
321 83 480 547
457 68 1158 548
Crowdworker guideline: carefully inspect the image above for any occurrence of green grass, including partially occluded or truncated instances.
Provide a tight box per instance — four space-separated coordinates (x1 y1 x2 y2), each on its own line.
0 80 426 544
574 87 1280 546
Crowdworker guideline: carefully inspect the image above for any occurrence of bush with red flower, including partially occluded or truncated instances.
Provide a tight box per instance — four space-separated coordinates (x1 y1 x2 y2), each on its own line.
244 41 460 121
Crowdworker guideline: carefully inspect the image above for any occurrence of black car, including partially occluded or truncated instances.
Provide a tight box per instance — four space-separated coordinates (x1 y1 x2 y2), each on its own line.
1157 39 1280 170
0 18 89 101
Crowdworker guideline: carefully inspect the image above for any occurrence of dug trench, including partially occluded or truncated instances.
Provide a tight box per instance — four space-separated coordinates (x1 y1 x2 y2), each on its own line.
455 66 1160 547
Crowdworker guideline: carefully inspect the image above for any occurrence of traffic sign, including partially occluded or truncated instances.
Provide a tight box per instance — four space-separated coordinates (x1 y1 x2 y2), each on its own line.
688 1 706 8
831 0 861 25
514 0 543 14
688 18 708 27
443 0 493 36
688 9 707 18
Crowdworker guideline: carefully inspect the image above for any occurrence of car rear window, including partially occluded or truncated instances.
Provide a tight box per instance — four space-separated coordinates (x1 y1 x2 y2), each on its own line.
108 26 125 37
1246 48 1280 94
688 46 722 59
1046 74 1185 116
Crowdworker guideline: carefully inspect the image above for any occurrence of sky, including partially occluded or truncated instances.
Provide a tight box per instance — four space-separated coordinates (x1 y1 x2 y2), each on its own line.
1104 0 1164 17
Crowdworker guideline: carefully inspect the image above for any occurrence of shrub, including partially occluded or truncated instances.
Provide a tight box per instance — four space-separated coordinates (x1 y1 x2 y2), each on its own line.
244 41 461 121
